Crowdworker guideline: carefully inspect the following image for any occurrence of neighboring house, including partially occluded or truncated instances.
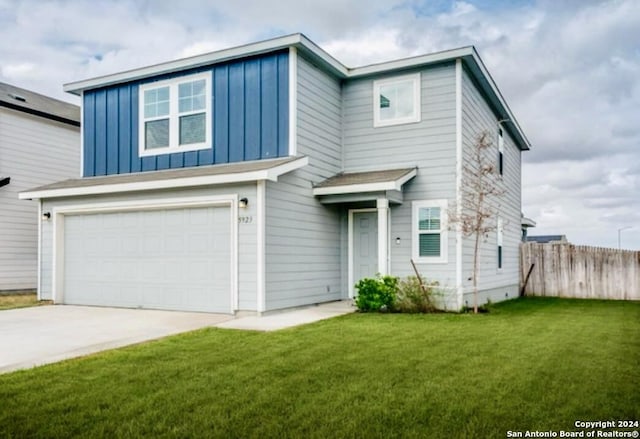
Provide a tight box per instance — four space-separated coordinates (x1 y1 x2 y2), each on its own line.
0 82 80 293
521 214 536 241
526 235 568 244
20 33 530 313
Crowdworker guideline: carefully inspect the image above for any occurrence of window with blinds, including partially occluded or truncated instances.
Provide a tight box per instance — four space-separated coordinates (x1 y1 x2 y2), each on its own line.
412 200 448 263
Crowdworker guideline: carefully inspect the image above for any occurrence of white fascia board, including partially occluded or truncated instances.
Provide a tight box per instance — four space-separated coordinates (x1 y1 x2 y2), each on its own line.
265 155 308 181
349 47 474 78
64 34 349 95
64 34 305 95
468 49 531 150
313 169 416 196
313 182 394 196
394 168 418 189
297 34 349 77
20 156 308 200
313 170 416 196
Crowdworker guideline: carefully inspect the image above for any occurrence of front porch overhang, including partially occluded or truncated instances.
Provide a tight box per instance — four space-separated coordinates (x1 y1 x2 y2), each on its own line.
312 167 417 205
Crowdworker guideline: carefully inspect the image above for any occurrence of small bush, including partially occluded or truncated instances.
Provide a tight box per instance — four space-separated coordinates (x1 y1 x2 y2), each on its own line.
395 276 440 313
354 275 398 312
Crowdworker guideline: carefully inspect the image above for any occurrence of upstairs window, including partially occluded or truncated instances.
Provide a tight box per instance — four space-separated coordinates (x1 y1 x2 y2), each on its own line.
412 200 448 264
373 73 421 127
498 128 504 175
139 72 211 157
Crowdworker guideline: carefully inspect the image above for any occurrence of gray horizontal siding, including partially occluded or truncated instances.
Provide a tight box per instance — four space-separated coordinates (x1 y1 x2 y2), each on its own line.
40 183 258 311
0 108 79 291
462 284 520 308
460 66 522 296
342 63 459 289
264 55 343 311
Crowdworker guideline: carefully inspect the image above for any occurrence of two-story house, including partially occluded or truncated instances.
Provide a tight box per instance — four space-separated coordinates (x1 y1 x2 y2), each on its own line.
20 33 530 314
1 82 80 293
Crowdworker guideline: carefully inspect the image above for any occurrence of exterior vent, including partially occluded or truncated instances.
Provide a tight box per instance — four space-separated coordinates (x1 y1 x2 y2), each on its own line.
8 93 26 102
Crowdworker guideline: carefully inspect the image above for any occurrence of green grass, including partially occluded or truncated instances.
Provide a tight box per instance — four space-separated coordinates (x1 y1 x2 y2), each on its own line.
0 293 46 310
0 297 638 438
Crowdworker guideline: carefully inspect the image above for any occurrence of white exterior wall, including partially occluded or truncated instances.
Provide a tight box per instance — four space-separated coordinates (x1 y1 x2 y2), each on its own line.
0 108 79 291
460 66 522 306
40 183 258 310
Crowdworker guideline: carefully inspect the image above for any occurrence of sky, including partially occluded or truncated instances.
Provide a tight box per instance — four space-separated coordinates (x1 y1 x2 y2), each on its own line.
1 0 638 250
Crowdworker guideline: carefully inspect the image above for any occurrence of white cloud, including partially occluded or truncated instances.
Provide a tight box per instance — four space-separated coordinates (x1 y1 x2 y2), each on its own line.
0 0 638 249
1 62 36 79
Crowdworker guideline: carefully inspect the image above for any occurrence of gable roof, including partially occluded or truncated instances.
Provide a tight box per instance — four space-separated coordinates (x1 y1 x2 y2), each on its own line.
63 33 530 151
0 82 80 126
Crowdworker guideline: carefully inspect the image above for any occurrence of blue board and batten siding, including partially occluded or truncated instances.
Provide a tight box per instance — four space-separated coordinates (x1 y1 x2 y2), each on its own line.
82 52 289 177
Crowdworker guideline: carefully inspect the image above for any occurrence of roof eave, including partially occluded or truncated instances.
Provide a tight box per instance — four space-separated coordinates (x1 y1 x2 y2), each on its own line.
64 33 349 95
312 168 417 196
62 35 531 152
19 156 309 200
348 46 475 78
0 101 80 126
464 48 531 151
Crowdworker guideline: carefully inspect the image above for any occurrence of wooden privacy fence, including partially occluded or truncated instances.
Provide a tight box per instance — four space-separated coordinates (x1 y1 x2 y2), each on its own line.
520 242 640 300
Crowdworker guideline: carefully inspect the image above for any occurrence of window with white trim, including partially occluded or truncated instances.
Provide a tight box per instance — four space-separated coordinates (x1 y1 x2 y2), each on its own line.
139 72 212 157
373 73 421 127
498 128 504 175
412 200 447 263
497 216 504 269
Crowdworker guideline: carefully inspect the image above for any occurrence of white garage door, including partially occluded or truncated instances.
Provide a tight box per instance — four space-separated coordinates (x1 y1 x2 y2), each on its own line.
63 206 232 313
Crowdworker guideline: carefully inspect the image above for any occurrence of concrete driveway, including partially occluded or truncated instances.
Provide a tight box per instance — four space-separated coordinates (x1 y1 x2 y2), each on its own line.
0 305 232 374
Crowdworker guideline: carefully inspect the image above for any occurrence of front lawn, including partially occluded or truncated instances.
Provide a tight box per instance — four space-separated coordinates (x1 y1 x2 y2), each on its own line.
0 297 638 438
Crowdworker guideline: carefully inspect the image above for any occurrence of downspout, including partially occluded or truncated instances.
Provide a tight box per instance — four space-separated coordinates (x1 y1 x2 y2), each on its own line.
37 199 42 300
455 58 463 311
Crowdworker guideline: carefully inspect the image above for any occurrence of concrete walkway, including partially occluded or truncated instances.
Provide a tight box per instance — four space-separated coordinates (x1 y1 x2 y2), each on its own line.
0 301 355 374
217 300 355 331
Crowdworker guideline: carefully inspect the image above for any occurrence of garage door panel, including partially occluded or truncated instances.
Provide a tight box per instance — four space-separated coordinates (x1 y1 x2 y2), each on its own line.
63 206 232 313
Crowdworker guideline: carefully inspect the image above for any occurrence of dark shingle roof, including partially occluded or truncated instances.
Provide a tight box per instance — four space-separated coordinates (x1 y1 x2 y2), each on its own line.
20 156 307 199
314 168 416 189
0 82 80 126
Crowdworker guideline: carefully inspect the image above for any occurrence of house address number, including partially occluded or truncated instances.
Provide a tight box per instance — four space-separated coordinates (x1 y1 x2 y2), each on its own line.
238 216 253 224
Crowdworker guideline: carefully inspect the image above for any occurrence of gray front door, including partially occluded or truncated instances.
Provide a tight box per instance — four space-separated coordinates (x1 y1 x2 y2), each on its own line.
353 211 378 288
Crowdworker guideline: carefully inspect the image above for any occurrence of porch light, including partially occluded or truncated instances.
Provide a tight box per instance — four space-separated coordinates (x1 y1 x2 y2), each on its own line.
239 197 249 208
42 212 51 220
395 237 401 245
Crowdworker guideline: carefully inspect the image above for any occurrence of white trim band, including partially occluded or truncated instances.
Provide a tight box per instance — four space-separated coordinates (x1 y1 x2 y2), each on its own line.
20 156 309 200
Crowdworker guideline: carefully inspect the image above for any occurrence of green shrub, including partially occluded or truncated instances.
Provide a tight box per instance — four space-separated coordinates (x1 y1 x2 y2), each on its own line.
394 276 440 313
354 275 398 312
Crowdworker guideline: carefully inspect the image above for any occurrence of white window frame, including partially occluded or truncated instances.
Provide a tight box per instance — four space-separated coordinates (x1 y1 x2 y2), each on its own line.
412 199 448 264
138 72 212 157
373 73 421 127
497 216 503 270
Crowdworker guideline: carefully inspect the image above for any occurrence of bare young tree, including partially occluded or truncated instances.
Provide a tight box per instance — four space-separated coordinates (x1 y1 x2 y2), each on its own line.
450 131 505 313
